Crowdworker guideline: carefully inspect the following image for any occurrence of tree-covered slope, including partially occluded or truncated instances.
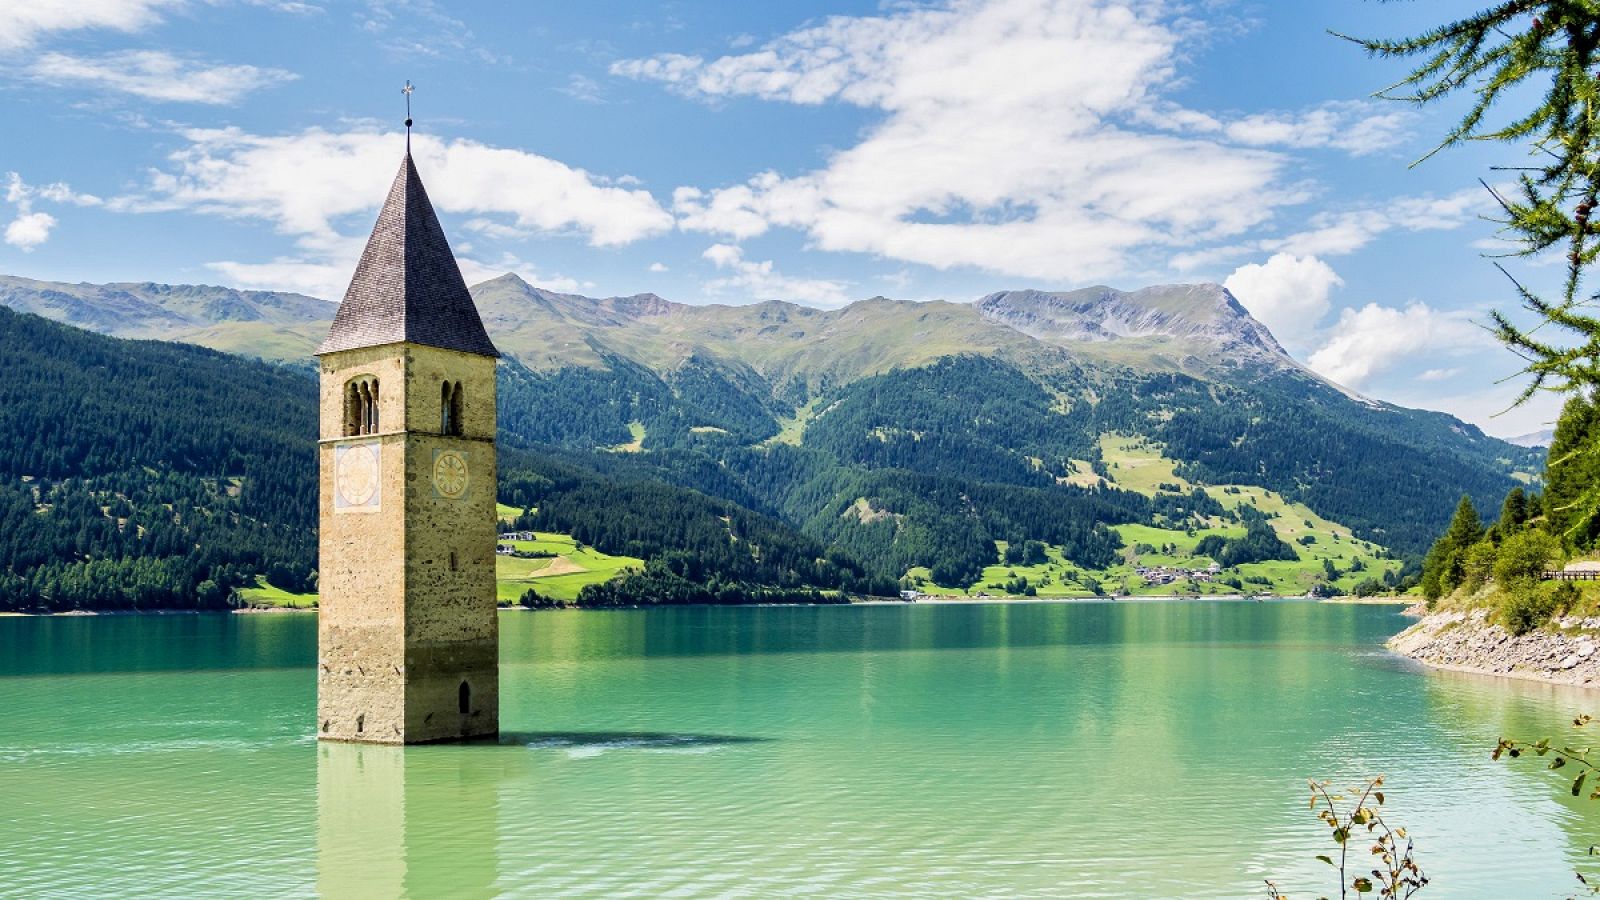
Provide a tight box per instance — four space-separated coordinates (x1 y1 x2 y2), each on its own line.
0 307 889 610
0 271 1544 588
0 305 318 610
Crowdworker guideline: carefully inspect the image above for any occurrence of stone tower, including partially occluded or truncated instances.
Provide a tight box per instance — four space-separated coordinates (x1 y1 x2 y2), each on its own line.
315 151 500 744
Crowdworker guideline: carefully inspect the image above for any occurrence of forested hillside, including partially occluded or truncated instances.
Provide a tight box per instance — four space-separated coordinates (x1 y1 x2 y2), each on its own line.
0 305 317 610
0 273 1546 608
0 308 892 610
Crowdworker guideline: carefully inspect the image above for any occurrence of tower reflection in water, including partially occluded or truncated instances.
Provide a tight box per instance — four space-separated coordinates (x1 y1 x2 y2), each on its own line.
317 742 503 898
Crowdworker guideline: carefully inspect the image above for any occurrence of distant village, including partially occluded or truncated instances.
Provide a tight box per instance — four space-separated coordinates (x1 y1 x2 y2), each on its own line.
1134 562 1223 586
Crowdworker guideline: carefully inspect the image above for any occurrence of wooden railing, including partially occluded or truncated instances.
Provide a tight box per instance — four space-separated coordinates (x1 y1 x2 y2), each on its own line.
1544 570 1600 581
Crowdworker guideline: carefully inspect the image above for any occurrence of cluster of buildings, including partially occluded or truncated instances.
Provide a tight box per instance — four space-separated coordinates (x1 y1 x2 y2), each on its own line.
1135 563 1221 585
496 531 539 556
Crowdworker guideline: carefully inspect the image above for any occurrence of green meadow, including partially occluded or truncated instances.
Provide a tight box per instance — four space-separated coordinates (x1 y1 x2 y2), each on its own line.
495 532 643 603
235 528 641 609
905 434 1399 599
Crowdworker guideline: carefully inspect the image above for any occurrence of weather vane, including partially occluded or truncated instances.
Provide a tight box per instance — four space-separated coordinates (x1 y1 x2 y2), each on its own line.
402 79 414 150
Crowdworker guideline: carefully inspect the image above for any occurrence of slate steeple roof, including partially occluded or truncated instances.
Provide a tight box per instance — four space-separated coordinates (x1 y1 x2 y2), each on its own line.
318 153 499 358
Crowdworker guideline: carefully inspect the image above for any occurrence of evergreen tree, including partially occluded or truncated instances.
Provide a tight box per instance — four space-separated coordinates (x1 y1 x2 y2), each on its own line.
1422 496 1486 599
1352 7 1600 545
1499 486 1530 533
1545 393 1600 548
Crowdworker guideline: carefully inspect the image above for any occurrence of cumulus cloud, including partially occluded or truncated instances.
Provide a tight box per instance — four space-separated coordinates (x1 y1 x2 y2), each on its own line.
2 171 99 251
5 212 57 251
30 50 296 104
1307 302 1490 390
1223 253 1343 349
614 0 1401 284
0 0 180 51
702 243 850 307
117 126 673 298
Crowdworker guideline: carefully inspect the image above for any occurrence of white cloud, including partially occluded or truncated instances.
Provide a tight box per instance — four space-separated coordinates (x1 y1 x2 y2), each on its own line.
1307 302 1490 390
0 0 179 51
1223 253 1343 349
617 0 1310 283
1383 377 1563 439
1272 189 1486 258
1171 188 1487 272
1417 367 1461 382
209 247 594 299
701 243 850 307
648 261 668 273
559 73 604 103
117 126 673 298
5 212 57 250
454 253 593 295
1221 101 1410 156
206 258 352 298
30 50 296 105
1 172 99 251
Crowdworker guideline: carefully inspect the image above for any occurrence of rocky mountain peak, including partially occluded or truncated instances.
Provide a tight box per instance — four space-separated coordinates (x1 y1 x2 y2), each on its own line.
975 283 1288 360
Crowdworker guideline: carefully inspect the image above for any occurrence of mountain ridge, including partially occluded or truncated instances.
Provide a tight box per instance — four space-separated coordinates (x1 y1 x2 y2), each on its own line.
0 271 1542 562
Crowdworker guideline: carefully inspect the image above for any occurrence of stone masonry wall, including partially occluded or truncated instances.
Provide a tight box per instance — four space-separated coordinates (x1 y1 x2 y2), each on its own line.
316 342 499 744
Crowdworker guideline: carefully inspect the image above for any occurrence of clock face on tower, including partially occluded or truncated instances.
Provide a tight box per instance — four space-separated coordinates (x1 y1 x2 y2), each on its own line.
334 441 381 511
433 449 469 499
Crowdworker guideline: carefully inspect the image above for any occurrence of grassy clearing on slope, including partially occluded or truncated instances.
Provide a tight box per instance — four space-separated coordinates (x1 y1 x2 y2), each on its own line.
237 582 317 608
1061 458 1109 489
1099 434 1193 494
898 434 1400 598
495 532 642 602
609 421 646 453
766 397 823 446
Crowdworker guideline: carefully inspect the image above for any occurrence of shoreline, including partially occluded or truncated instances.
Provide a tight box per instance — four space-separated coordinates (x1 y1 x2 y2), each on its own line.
0 592 1423 617
1388 608 1600 690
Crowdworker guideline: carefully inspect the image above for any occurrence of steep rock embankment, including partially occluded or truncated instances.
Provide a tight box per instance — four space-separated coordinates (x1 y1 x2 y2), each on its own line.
1389 608 1600 687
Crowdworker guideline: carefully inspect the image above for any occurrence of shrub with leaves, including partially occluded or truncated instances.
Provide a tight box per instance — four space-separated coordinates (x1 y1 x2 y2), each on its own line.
1266 776 1426 899
1495 529 1561 586
1493 714 1600 894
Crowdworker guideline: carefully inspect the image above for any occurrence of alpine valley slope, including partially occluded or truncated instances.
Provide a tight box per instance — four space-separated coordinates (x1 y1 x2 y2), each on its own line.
0 272 1541 597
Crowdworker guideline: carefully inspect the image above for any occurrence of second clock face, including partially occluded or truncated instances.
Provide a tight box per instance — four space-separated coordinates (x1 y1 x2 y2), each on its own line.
433 449 469 499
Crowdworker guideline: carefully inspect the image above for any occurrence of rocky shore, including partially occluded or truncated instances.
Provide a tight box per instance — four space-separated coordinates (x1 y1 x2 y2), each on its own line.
1389 607 1600 688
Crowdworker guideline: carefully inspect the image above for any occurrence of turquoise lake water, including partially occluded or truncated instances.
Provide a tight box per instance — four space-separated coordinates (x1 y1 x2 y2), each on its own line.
2 601 1599 897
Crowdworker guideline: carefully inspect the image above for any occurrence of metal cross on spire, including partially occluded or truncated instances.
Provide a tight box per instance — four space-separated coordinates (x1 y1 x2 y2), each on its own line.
402 80 415 151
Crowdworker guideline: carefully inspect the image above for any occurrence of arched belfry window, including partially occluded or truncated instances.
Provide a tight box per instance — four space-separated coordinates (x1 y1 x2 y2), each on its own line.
442 381 464 436
345 376 380 436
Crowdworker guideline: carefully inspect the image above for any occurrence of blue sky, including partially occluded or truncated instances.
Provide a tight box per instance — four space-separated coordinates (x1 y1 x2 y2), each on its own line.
0 0 1564 436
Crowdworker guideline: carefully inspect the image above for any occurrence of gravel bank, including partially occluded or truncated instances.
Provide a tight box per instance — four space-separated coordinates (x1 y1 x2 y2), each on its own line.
1389 608 1600 688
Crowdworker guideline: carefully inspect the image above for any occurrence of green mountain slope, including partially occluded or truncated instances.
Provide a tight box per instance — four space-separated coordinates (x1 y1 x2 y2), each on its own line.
0 306 885 610
0 272 1543 599
0 305 317 609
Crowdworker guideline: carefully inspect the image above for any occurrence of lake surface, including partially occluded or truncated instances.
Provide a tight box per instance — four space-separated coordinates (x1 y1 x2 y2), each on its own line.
3 601 1599 897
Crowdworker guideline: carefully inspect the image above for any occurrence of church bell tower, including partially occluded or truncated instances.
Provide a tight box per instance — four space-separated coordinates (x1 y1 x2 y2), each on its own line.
315 149 500 744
